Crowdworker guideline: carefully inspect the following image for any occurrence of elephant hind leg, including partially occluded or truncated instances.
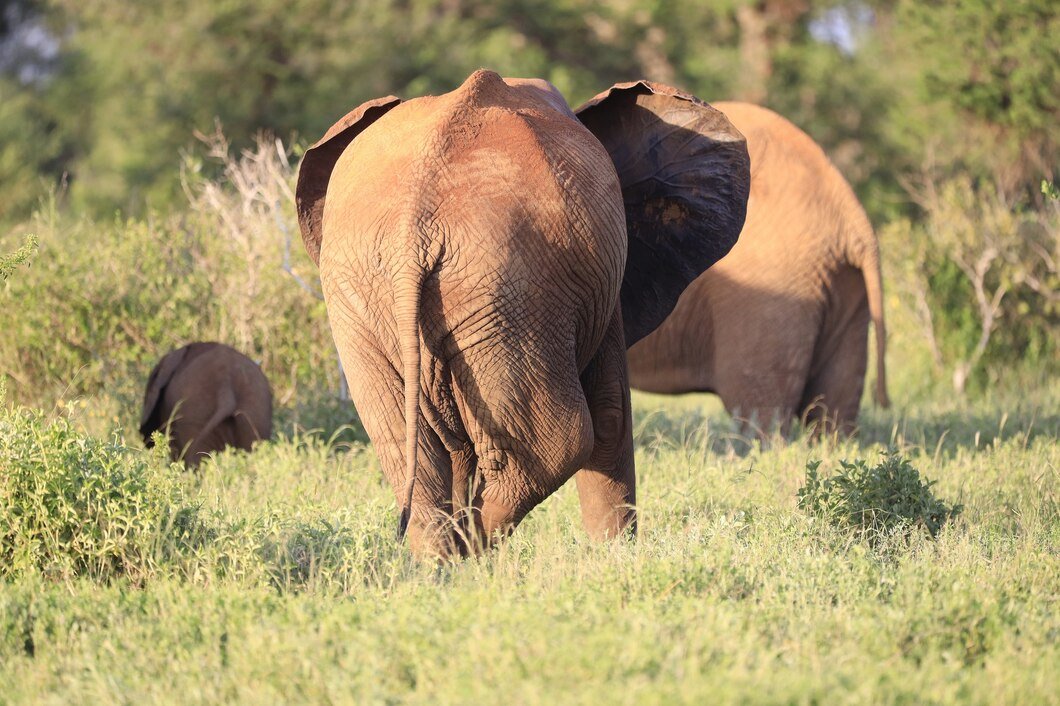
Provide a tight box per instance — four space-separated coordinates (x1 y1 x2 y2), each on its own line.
181 424 226 467
799 326 869 437
472 403 595 545
799 268 870 436
340 335 462 557
574 309 636 541
232 408 270 451
374 406 461 557
451 346 595 546
715 335 816 439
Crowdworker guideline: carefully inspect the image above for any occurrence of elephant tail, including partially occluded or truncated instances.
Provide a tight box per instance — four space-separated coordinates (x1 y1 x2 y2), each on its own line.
396 260 427 542
860 237 890 409
186 387 238 463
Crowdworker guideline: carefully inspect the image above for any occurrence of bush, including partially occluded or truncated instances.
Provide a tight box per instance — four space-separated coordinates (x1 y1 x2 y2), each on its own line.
884 177 1059 394
0 404 208 581
797 451 962 543
0 233 36 281
0 135 344 427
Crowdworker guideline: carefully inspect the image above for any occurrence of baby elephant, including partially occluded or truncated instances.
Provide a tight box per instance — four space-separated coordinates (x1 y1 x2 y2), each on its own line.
139 342 272 466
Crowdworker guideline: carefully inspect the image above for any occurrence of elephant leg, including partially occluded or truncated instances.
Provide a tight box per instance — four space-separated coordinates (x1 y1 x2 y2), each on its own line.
339 332 460 556
232 407 269 451
574 310 636 541
186 434 218 466
470 409 594 545
390 416 458 555
167 385 233 467
450 335 595 546
800 268 870 436
419 357 479 555
715 324 817 438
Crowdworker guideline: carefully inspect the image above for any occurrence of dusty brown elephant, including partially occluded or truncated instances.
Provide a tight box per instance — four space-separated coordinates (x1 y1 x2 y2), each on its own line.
139 342 273 467
295 70 750 557
626 101 889 436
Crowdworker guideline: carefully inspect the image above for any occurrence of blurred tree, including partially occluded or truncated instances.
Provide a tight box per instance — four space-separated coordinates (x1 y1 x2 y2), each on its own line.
0 0 1054 221
24 0 750 214
0 0 65 221
890 0 1059 205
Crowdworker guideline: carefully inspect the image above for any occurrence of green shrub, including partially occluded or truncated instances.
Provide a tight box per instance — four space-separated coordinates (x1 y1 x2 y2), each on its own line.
0 405 208 581
0 138 343 430
883 177 1059 394
797 451 962 542
0 233 36 281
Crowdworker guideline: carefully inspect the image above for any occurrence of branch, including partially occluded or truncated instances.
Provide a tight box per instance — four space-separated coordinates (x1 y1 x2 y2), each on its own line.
911 276 944 368
276 203 323 300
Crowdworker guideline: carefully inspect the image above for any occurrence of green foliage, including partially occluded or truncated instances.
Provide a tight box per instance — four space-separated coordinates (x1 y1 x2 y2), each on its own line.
883 177 1060 393
0 392 1057 701
26 0 738 215
897 0 1058 140
0 0 1048 222
888 0 1058 202
0 79 65 223
0 233 37 281
0 402 388 588
798 451 962 542
0 405 207 581
0 140 342 431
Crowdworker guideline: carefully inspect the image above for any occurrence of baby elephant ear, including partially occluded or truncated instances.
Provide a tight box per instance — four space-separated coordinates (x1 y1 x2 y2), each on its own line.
576 82 750 347
296 96 402 265
139 346 190 445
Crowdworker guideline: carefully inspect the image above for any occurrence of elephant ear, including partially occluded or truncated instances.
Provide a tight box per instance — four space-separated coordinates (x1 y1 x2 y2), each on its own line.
296 96 402 265
139 346 189 445
576 81 750 347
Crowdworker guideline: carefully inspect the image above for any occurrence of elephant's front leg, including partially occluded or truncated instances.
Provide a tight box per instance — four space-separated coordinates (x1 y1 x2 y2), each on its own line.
575 309 636 540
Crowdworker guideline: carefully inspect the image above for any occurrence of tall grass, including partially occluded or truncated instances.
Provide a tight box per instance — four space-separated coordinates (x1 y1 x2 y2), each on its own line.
0 389 1057 703
1 135 1058 703
0 138 343 436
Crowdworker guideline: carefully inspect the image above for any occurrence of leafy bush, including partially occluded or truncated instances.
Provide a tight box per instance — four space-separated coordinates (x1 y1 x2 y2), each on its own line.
0 405 208 581
797 451 962 542
884 177 1059 393
0 233 36 281
0 137 344 428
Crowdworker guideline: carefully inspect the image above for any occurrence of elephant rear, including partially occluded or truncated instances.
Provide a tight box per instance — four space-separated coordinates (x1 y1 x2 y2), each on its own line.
298 70 750 557
314 72 628 553
627 101 888 434
140 342 272 466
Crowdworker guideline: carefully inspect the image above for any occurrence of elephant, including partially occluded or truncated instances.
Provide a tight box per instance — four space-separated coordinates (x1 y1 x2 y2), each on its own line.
295 70 750 557
625 101 889 436
139 342 273 467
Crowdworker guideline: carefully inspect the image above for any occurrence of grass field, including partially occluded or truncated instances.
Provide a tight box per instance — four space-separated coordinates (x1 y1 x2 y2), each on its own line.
2 380 1058 705
1 5 1057 701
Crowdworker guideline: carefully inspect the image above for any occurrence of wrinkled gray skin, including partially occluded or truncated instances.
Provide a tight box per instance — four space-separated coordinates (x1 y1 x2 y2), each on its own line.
140 342 273 467
296 70 750 557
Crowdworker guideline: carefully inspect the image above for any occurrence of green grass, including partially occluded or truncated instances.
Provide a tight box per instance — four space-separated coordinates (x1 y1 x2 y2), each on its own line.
2 181 1058 703
1 385 1058 704
3 115 1058 704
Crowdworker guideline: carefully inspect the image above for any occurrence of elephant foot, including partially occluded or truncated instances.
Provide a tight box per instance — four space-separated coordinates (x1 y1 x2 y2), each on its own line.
574 467 637 541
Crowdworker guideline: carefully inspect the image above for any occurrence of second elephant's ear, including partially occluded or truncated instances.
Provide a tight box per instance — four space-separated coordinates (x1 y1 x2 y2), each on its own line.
576 82 750 347
296 96 402 265
139 346 189 444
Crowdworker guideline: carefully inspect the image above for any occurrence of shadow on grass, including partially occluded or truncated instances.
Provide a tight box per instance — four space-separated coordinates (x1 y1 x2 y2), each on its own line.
631 388 1060 457
273 394 369 448
857 405 1060 455
272 385 1059 460
632 402 762 457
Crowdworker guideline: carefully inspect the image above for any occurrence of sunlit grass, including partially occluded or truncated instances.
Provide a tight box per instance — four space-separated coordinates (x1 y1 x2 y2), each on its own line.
1 382 1058 704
